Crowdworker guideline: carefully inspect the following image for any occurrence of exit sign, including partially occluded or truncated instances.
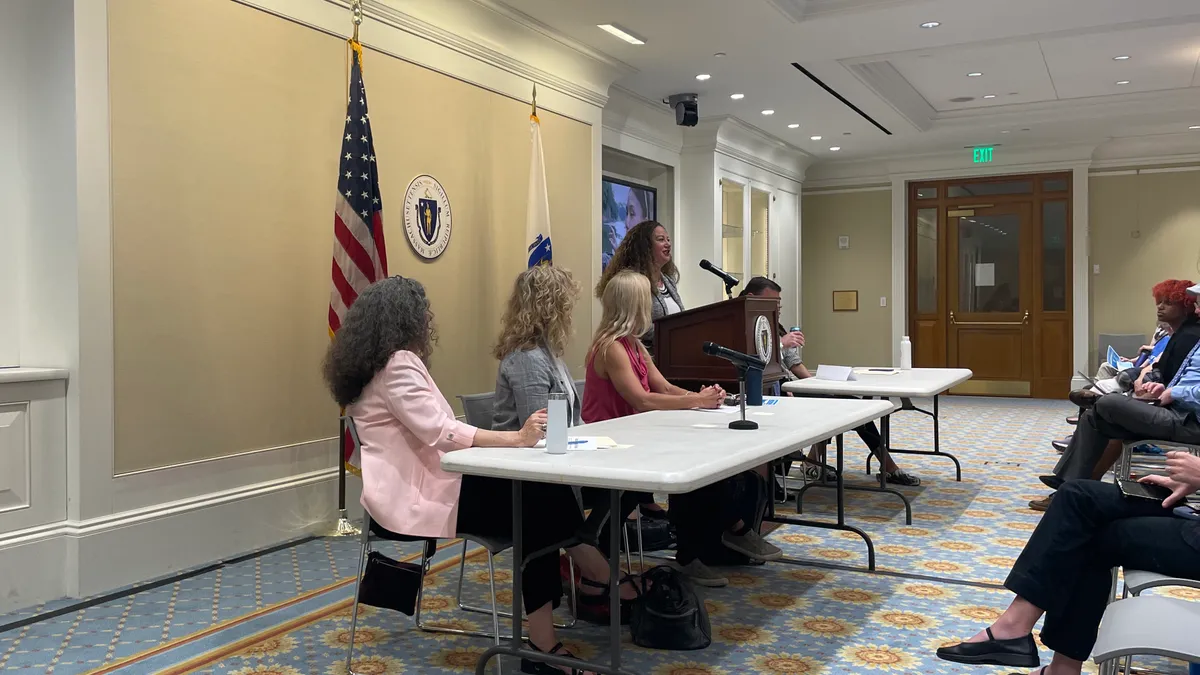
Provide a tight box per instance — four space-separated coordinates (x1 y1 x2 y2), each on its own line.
973 147 994 163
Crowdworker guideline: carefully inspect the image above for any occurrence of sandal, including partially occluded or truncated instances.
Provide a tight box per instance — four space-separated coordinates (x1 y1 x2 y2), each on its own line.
522 640 594 675
573 574 637 625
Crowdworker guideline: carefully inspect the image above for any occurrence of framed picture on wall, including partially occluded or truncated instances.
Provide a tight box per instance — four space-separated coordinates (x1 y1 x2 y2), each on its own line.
601 177 657 270
832 290 858 312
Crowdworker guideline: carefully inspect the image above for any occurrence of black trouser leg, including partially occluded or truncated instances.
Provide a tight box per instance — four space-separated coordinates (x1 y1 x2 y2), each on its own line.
1004 481 1200 661
1055 394 1200 481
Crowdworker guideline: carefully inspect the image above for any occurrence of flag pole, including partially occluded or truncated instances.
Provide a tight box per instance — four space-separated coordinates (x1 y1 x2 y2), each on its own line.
322 0 366 539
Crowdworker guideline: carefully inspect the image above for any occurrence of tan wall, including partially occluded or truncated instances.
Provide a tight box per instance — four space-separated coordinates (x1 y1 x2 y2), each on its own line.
1090 171 1200 356
108 0 593 473
800 191 893 367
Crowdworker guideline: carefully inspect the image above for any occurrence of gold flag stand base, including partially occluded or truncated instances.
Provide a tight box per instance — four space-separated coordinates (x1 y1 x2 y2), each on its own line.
321 509 361 537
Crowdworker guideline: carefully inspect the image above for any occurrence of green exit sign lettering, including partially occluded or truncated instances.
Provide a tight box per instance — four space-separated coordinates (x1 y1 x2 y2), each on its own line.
973 147 994 163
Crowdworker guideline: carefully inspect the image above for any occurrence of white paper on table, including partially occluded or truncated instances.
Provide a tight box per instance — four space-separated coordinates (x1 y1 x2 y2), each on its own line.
694 405 741 414
534 436 618 449
816 365 857 381
853 367 899 375
975 263 995 287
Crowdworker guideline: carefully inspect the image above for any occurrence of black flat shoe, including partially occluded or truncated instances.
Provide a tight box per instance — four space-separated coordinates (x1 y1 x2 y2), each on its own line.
1039 475 1063 490
936 627 1040 668
522 641 590 675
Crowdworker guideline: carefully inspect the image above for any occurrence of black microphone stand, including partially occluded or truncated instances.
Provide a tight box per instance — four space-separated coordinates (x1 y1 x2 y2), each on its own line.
724 279 736 300
729 365 760 430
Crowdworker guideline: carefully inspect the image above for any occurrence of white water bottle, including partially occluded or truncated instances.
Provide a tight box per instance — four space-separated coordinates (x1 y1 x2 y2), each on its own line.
900 336 913 370
545 393 568 454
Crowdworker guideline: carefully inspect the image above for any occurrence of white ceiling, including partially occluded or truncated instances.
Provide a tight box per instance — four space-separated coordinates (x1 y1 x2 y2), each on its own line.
488 0 1200 162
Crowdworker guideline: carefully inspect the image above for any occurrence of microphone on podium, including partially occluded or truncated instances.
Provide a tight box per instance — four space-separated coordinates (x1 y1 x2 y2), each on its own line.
698 259 740 297
702 341 765 371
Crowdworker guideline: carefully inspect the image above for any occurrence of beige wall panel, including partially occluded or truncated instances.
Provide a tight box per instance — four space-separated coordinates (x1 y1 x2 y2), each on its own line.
109 0 592 472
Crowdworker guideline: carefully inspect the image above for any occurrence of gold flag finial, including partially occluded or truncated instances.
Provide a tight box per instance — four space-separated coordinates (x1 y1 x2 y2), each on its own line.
531 83 539 123
350 0 363 43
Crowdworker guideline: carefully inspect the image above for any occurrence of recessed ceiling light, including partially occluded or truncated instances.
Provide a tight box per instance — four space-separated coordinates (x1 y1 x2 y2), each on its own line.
810 135 822 141
695 74 711 81
1000 130 1011 134
787 123 800 129
730 93 744 100
1190 125 1200 130
596 23 644 45
714 52 726 57
1113 55 1131 61
983 94 996 99
829 146 842 152
1116 80 1131 85
967 72 983 77
920 21 941 28
761 109 775 115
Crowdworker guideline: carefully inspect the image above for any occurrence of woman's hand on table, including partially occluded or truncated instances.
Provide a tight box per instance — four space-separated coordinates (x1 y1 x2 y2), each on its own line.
518 409 548 447
694 386 725 409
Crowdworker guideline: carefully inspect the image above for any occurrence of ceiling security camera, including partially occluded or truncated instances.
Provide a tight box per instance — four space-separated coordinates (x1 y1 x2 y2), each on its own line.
664 93 698 127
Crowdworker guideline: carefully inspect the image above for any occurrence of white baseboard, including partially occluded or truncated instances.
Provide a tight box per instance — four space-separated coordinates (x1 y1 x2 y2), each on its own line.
0 467 362 615
1070 376 1089 391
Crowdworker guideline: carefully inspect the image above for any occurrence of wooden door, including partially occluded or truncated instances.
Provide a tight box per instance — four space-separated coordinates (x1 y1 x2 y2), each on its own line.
946 204 1034 396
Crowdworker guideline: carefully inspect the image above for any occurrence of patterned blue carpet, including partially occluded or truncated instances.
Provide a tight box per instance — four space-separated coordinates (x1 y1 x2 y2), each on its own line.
2 397 1198 675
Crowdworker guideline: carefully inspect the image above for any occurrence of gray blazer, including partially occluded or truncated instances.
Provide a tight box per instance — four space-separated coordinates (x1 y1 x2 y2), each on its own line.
643 274 683 349
491 345 583 431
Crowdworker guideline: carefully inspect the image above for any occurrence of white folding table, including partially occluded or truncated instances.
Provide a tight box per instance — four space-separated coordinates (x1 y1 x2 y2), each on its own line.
781 367 973 517
442 396 895 675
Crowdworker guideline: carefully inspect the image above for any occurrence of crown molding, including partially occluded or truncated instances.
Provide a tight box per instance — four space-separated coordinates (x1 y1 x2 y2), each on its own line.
601 86 684 157
466 0 637 77
1090 153 1200 171
300 0 618 109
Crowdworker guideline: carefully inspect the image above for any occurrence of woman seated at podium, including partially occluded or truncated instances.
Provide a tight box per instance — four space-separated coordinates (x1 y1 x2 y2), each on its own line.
740 276 922 487
324 275 600 675
583 271 782 588
489 264 643 623
595 220 681 354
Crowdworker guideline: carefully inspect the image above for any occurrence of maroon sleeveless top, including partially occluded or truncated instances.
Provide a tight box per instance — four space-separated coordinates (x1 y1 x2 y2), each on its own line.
582 337 650 423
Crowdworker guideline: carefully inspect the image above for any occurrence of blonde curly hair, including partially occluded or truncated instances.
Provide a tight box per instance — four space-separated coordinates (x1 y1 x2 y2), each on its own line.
493 265 581 359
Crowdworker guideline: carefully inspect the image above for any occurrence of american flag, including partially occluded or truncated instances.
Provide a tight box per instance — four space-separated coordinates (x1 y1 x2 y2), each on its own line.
328 44 387 338
329 44 386 467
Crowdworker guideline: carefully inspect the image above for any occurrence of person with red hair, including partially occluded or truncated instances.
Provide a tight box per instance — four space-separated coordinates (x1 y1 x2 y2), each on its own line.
1037 278 1200 507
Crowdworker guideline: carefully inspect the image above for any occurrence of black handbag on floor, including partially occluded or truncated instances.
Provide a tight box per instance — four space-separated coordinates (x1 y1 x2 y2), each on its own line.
630 565 711 650
358 551 424 616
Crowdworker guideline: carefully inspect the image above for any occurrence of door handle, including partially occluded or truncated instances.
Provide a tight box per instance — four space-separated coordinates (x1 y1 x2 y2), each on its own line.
950 310 1029 326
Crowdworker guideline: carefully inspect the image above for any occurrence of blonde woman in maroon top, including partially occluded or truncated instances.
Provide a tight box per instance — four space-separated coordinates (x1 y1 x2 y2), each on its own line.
582 271 781 587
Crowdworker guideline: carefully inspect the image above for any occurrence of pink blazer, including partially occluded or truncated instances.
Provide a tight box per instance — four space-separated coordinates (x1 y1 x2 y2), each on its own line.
350 350 478 538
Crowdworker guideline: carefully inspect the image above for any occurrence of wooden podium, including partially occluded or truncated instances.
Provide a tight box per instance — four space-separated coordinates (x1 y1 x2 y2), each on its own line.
652 296 784 390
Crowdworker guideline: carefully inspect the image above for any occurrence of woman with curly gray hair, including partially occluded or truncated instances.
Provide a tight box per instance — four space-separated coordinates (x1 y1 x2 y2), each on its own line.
324 276 597 675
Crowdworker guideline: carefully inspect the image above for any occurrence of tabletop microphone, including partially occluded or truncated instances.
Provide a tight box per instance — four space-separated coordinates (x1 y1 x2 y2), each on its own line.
699 259 740 289
702 341 766 370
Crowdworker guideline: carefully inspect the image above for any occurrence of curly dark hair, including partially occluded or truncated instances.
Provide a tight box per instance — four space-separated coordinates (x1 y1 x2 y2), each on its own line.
323 276 437 407
594 220 678 298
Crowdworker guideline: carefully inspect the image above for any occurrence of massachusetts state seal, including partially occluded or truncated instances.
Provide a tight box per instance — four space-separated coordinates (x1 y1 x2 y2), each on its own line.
754 315 775 364
403 175 452 260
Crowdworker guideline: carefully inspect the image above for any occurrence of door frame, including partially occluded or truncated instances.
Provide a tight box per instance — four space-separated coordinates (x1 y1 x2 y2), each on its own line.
904 171 1075 398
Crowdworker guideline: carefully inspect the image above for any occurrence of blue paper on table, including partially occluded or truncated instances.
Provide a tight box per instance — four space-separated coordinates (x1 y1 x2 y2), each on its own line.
1106 345 1134 371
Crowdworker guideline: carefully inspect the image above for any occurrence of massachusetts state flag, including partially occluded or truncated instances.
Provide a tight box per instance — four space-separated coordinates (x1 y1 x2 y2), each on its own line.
526 111 552 267
328 43 387 470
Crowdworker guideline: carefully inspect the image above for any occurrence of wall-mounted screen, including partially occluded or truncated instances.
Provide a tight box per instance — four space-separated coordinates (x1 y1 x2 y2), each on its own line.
601 177 657 270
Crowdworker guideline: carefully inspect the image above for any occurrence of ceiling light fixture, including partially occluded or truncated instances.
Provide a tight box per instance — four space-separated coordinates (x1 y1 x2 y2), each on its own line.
761 109 775 115
829 146 842 152
1116 80 1130 85
810 135 822 141
1190 125 1200 130
967 72 983 77
596 23 645 45
1000 130 1010 134
696 74 711 81
714 52 726 57
788 123 800 129
920 21 940 28
730 93 744 100
983 94 996 99
1113 55 1130 61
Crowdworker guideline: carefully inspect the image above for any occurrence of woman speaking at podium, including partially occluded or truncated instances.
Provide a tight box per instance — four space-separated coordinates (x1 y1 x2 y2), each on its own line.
594 220 681 354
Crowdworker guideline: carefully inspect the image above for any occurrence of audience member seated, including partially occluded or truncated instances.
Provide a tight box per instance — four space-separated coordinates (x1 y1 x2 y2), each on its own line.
935 454 1200 675
594 220 680 354
739 276 921 487
489 265 642 624
324 275 598 675
582 271 779 587
1033 280 1200 510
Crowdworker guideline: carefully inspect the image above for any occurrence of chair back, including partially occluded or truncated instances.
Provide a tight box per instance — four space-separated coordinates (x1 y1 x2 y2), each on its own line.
342 415 362 463
574 379 586 404
458 392 496 430
1098 333 1146 365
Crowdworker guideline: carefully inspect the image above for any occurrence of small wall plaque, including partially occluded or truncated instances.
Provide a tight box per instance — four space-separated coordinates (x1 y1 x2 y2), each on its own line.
832 290 858 312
